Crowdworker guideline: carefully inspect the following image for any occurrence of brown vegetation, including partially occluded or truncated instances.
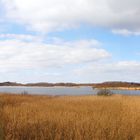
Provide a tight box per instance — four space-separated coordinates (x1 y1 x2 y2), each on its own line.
0 94 140 140
93 81 140 88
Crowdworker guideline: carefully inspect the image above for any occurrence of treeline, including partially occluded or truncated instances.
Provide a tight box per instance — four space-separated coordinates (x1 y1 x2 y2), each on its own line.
26 82 78 87
0 82 78 87
93 82 140 88
0 81 140 87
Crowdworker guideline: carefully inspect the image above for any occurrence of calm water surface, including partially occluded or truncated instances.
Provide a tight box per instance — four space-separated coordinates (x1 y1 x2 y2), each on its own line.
0 86 139 95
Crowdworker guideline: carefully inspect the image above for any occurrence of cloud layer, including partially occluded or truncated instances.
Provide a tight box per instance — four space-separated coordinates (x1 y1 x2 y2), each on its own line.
74 61 140 82
0 34 139 82
0 35 110 72
2 0 140 33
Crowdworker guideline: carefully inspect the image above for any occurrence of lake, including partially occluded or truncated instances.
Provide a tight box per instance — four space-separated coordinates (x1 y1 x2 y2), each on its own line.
0 86 139 95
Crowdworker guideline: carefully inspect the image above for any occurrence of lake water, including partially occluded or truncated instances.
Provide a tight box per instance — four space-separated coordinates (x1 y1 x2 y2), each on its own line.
0 86 139 95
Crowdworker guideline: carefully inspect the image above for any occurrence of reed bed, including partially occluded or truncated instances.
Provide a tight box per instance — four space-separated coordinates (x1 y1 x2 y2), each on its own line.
0 94 140 140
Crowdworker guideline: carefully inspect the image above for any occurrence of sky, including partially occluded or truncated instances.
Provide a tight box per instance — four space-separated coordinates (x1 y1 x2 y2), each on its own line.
0 0 140 83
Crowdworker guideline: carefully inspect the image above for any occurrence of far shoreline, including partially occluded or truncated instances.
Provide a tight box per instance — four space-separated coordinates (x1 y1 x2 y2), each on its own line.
94 87 140 90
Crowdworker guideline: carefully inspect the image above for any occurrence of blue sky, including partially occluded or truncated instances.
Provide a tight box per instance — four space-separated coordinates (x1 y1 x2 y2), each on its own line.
0 0 140 83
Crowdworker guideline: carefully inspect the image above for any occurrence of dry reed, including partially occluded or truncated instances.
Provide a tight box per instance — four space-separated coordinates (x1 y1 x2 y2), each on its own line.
0 94 140 140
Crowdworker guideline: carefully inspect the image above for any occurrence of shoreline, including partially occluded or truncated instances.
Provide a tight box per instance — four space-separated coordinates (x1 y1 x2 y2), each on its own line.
95 87 140 90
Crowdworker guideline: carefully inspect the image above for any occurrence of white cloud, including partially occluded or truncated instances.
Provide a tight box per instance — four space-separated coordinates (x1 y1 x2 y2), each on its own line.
0 34 139 82
2 0 140 33
74 61 140 82
0 35 110 72
0 34 42 41
112 29 140 36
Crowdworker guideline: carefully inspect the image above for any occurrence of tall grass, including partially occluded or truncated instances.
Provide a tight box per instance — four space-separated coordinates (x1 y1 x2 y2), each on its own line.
0 98 4 140
0 94 140 140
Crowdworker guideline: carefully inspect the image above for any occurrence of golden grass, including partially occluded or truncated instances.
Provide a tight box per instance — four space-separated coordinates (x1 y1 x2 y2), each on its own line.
0 94 140 140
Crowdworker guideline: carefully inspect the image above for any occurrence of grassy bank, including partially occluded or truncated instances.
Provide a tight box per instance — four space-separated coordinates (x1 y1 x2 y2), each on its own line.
95 87 140 90
0 94 140 140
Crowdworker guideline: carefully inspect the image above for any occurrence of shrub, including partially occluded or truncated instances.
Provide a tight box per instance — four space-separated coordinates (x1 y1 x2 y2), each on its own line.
97 89 113 96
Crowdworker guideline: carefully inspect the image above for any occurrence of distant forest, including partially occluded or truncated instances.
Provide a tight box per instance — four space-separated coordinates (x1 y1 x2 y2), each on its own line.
0 81 140 88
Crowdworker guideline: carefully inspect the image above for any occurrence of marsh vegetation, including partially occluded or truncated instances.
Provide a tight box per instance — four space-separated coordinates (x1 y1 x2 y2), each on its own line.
0 94 140 140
